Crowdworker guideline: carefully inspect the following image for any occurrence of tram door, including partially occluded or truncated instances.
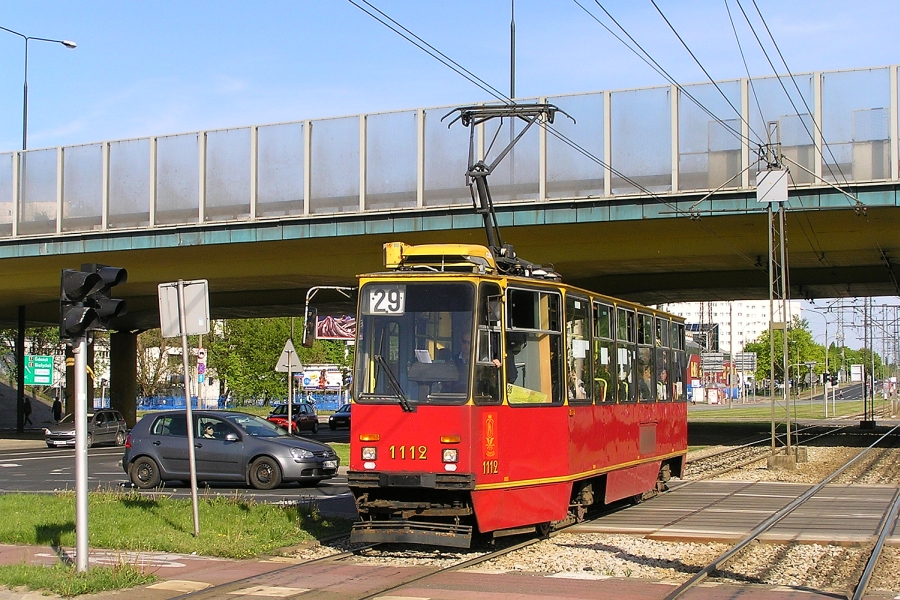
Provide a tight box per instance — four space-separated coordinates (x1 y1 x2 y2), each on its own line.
566 294 595 473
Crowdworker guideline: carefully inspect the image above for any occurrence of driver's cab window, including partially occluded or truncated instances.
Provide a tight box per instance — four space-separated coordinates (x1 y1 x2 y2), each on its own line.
356 282 475 406
506 288 563 405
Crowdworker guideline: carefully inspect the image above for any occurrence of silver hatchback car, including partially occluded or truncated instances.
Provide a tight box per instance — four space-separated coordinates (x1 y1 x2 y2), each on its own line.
45 409 128 448
123 410 340 490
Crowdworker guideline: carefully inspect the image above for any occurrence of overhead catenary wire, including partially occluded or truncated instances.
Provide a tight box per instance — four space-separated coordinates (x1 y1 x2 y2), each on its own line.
745 0 853 191
733 0 854 194
348 0 684 215
724 0 767 144
346 0 512 105
648 0 765 147
573 0 759 151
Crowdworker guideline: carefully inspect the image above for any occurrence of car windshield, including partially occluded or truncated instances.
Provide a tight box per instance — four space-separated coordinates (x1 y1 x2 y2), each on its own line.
225 413 287 438
338 405 351 413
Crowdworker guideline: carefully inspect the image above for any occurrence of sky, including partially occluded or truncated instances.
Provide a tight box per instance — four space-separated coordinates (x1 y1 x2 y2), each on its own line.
2 0 899 150
1 0 898 350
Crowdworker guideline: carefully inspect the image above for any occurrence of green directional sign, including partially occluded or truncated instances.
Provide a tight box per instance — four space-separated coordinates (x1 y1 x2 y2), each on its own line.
24 355 54 386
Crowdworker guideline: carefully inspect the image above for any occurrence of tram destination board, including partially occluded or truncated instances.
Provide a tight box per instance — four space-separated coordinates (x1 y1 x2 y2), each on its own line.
24 355 54 386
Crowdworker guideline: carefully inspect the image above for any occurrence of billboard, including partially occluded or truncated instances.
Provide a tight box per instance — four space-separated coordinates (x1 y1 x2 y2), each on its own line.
316 315 356 340
301 369 343 390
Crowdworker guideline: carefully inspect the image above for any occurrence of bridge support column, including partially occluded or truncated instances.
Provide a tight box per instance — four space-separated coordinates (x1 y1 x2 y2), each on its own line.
110 331 138 427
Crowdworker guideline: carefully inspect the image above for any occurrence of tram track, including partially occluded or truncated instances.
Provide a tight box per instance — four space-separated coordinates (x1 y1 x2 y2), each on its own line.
664 422 900 600
685 423 848 480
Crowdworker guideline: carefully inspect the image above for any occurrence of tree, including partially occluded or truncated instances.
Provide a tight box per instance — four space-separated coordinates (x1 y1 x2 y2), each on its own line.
137 329 177 398
205 318 353 405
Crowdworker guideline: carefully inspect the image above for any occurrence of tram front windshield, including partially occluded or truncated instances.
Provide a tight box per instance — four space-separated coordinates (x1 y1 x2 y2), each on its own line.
355 281 475 406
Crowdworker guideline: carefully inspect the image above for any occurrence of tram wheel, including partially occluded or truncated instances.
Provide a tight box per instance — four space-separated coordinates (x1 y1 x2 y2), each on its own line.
536 522 552 538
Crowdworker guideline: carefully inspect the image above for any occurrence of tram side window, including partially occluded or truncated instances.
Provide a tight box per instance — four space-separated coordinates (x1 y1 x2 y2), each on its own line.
656 317 672 402
636 313 655 402
615 307 636 403
506 288 563 406
473 283 503 405
592 302 614 404
565 295 591 404
672 322 687 402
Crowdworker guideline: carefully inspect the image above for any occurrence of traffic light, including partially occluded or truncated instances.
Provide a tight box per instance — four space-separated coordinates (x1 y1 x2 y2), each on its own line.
59 266 128 341
92 266 128 328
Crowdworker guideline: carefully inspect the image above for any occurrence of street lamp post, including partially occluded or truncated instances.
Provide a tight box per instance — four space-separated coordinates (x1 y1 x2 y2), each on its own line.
0 26 76 150
805 361 817 418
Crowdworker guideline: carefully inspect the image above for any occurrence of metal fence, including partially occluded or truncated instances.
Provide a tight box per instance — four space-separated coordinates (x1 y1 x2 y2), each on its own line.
0 66 896 239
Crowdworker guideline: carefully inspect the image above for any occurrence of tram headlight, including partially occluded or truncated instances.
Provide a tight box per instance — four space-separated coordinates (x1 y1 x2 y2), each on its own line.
361 446 377 460
442 449 458 463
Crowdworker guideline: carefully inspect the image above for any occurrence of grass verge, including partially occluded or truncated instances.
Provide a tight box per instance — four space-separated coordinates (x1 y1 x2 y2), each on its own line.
0 489 353 595
0 563 155 597
0 489 352 559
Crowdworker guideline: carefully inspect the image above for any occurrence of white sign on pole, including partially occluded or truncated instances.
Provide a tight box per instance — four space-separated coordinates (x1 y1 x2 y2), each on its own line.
756 168 789 203
276 339 303 372
158 280 210 338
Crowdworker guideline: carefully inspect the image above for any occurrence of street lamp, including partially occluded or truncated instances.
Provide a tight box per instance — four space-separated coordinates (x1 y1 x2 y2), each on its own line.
0 26 76 150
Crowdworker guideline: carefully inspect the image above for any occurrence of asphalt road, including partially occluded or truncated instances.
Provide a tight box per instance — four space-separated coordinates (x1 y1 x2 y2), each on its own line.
0 428 357 516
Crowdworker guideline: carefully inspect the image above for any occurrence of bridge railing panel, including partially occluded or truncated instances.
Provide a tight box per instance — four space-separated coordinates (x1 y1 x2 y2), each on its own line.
611 87 672 195
678 81 743 192
19 148 57 236
0 153 13 237
156 133 200 226
747 74 815 186
109 138 151 229
822 68 891 183
310 115 359 214
423 106 469 207
62 143 103 233
257 122 305 218
546 92 605 200
366 110 417 211
206 126 252 222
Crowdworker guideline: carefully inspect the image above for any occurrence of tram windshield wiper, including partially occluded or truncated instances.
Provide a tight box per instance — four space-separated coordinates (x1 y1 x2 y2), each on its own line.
373 354 414 412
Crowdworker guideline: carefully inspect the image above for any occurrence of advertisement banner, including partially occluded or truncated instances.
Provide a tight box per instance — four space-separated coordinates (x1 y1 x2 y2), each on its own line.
316 315 356 340
301 369 343 390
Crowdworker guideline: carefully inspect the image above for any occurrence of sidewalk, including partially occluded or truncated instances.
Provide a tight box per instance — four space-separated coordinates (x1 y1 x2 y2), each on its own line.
0 541 318 599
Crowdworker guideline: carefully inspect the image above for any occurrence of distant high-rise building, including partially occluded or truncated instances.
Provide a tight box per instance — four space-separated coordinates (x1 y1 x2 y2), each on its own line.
657 300 801 355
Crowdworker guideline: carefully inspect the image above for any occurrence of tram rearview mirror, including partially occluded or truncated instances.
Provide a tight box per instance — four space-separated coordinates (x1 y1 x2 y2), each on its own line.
301 307 317 348
487 297 501 324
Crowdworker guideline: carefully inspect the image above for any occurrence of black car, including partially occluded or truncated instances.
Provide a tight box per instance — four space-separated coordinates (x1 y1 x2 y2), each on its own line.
45 409 128 448
328 403 351 430
123 410 339 490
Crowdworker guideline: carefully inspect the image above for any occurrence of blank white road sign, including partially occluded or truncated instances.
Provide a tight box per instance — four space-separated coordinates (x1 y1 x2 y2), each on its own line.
158 280 211 338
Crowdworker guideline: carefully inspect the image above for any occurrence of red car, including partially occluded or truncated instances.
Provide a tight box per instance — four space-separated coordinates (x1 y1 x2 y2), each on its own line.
266 403 319 434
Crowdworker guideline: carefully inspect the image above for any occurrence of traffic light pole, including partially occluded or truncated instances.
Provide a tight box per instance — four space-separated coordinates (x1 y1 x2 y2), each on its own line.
73 334 89 572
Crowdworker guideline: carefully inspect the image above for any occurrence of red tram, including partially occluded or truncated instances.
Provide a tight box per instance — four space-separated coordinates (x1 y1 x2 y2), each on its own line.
347 242 688 547
340 103 687 547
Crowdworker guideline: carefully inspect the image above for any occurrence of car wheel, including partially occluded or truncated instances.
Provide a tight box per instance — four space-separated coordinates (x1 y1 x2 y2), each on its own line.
114 430 126 446
329 423 337 430
311 421 319 434
130 457 161 489
86 433 93 449
249 457 282 490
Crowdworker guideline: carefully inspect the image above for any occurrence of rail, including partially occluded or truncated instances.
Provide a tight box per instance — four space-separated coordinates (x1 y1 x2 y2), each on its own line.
664 422 900 600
